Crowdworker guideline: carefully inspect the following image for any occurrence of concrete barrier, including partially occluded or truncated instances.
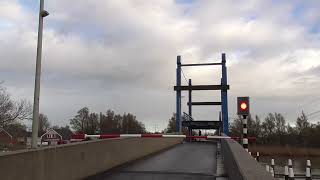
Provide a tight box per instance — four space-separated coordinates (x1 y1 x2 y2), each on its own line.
221 138 275 180
0 137 183 180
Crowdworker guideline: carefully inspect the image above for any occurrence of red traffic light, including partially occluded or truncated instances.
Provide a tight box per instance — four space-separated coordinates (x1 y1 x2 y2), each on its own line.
237 97 250 116
240 102 248 110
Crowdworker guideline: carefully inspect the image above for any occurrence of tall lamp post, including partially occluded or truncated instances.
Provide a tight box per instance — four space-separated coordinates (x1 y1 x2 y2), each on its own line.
31 0 49 148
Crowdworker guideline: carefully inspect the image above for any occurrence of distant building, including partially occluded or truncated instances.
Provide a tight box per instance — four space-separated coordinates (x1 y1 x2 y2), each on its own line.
40 129 63 146
0 128 15 150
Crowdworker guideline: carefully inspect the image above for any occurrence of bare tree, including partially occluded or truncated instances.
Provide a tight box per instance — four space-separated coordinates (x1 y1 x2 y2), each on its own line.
52 125 73 140
262 113 276 138
296 111 309 134
88 112 99 134
250 115 262 138
164 113 178 133
99 110 115 133
274 113 286 135
71 107 146 134
3 122 27 137
70 107 90 133
0 85 32 127
229 116 242 136
38 113 50 135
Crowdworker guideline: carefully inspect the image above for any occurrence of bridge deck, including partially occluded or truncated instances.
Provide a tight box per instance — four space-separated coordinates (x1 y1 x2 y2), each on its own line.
89 142 220 180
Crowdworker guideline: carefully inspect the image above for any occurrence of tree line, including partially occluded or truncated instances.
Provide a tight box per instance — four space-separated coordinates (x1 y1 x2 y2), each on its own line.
0 84 73 139
3 81 319 147
69 107 146 134
230 111 320 147
0 82 147 137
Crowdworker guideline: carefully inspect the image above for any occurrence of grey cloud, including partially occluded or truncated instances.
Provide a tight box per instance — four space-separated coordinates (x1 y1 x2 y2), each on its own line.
1 0 320 131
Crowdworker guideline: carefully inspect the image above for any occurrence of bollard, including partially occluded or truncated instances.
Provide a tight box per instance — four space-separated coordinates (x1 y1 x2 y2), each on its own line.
307 160 311 174
270 159 275 177
270 166 275 177
307 160 311 167
288 159 293 168
266 165 270 172
289 167 294 180
306 160 312 180
284 165 289 180
256 152 260 162
306 167 311 180
288 159 294 180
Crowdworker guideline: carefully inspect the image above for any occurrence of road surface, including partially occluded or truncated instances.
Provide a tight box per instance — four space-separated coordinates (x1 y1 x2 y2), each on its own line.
88 141 221 180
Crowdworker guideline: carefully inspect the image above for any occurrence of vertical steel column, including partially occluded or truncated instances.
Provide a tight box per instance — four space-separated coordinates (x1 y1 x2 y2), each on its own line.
188 79 192 135
220 78 223 133
221 53 229 135
176 56 182 133
219 111 222 135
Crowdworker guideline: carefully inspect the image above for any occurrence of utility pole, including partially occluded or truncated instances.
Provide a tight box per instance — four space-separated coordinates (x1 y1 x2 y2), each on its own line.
31 0 49 148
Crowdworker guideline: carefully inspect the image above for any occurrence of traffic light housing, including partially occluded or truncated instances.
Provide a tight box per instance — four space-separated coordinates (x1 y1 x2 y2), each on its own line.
237 97 250 116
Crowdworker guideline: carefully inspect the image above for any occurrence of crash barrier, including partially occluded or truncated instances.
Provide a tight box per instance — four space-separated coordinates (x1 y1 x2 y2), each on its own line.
0 137 183 180
221 138 275 180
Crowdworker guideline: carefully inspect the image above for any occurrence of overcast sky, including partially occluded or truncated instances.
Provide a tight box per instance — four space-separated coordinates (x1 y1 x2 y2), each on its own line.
1 0 320 131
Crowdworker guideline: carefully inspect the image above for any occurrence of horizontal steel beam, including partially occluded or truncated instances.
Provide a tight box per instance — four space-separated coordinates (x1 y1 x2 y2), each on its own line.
181 63 222 66
187 102 222 106
190 120 220 121
174 85 229 91
182 121 221 129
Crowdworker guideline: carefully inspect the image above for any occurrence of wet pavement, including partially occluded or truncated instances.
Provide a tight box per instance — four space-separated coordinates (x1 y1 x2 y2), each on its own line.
89 142 219 180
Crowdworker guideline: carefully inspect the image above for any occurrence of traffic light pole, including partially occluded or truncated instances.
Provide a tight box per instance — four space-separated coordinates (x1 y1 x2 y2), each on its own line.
242 115 248 151
237 96 250 151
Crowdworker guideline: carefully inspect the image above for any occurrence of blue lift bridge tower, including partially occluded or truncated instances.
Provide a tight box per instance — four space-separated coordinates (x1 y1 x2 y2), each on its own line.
174 53 230 135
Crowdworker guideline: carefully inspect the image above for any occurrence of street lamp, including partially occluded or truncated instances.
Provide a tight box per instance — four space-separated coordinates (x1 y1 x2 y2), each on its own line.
31 0 49 148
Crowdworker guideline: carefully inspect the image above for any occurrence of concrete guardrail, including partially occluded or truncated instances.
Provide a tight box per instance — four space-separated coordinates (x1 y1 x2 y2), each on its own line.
221 138 275 180
0 137 183 180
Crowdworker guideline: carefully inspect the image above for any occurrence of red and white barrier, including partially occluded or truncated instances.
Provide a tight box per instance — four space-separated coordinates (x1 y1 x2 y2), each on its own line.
230 136 256 140
70 134 231 142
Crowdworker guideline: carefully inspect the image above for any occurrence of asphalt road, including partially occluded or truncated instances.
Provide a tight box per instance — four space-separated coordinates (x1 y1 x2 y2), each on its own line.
89 141 218 180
